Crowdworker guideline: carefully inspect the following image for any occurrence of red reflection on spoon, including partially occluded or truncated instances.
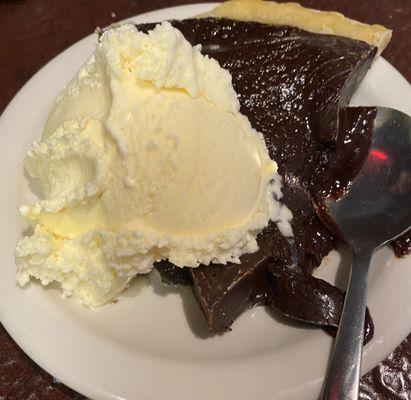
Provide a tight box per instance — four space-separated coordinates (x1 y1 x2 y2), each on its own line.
370 149 389 161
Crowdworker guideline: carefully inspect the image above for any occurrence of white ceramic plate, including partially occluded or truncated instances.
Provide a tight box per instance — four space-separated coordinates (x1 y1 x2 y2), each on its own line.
1 3 410 400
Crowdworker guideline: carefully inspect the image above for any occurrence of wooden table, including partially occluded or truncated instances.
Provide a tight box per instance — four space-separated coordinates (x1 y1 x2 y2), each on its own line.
0 1 410 398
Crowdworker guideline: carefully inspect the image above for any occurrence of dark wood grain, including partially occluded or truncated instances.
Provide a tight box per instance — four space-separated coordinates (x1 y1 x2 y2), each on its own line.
0 1 410 399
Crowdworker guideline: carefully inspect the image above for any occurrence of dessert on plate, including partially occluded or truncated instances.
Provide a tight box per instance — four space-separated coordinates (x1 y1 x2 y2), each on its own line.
15 0 409 340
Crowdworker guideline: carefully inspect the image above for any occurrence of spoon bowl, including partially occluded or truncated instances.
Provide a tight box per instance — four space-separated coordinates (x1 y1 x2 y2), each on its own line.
325 107 411 250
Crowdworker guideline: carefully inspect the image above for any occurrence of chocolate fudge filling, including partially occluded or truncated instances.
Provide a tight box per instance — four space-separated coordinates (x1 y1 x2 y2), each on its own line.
268 259 374 345
140 18 407 334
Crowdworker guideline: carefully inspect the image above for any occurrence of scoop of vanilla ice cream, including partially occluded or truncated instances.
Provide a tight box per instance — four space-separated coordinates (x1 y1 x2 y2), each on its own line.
15 22 292 308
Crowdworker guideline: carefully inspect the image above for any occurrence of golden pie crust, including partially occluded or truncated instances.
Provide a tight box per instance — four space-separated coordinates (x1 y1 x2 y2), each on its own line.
199 0 391 55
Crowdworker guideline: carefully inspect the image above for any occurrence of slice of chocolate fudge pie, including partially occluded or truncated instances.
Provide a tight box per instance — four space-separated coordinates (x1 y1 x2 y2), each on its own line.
147 1 407 335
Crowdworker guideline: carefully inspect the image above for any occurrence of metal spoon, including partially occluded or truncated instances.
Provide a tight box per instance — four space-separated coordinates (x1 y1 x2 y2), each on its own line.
320 107 411 400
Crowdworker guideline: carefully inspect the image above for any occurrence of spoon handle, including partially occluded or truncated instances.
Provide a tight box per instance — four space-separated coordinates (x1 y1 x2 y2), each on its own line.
321 251 371 400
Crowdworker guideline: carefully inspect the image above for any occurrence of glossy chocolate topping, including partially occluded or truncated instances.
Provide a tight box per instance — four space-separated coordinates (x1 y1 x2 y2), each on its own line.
392 229 411 257
268 261 374 344
141 18 404 335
